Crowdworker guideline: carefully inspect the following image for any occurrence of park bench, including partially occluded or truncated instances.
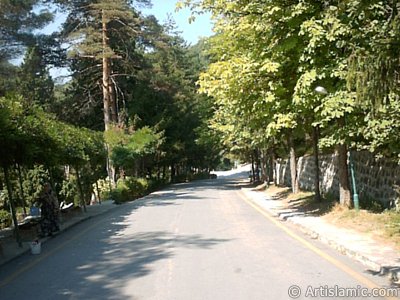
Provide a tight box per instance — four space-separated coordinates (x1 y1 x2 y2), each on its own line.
60 201 74 213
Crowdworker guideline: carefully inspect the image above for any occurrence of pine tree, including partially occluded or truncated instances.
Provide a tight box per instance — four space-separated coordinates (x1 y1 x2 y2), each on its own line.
18 46 54 109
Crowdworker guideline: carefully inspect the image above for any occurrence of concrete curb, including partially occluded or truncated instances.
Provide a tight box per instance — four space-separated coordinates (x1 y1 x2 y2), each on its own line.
0 202 118 267
286 216 382 271
241 188 400 279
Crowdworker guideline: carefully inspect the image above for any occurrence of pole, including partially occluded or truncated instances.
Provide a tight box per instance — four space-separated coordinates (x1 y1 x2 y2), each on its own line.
348 151 359 211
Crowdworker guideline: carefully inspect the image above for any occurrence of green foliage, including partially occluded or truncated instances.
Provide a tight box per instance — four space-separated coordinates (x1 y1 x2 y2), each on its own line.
94 178 112 200
181 0 400 169
64 0 141 61
361 97 400 160
110 181 131 204
0 0 53 61
108 176 168 204
106 126 161 175
22 165 50 206
359 196 385 213
59 178 78 205
18 46 54 109
0 209 12 229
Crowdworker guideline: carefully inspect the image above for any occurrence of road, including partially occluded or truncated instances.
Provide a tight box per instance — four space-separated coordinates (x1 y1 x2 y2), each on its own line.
0 170 396 299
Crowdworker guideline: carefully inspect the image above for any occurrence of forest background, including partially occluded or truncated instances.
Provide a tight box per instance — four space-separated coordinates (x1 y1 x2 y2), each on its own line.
2 0 400 241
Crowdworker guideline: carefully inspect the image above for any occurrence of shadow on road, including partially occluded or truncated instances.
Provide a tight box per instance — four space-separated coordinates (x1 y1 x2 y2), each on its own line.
0 171 246 299
50 206 231 299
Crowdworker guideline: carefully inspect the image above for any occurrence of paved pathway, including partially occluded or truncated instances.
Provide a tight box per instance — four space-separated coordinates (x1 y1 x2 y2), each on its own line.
241 188 400 282
0 178 394 299
0 200 116 266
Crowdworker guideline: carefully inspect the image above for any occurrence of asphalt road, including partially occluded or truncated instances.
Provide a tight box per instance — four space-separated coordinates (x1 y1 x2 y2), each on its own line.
0 172 397 299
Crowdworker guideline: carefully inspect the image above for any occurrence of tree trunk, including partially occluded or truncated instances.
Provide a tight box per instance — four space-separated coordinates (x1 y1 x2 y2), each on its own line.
102 9 111 131
337 117 352 207
251 154 256 183
102 9 117 186
95 181 102 204
109 63 118 124
16 163 27 216
271 148 277 185
75 167 87 213
254 149 261 182
337 143 352 207
288 134 299 193
3 166 21 247
260 149 268 183
312 126 322 202
171 164 176 183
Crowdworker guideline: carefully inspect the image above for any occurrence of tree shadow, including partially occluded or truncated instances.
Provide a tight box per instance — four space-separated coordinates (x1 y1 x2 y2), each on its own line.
365 265 400 287
61 223 231 299
0 205 232 300
285 195 337 217
269 188 291 201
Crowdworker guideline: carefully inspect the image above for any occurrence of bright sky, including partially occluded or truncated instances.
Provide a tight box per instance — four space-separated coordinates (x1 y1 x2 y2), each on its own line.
141 1 214 45
42 1 213 45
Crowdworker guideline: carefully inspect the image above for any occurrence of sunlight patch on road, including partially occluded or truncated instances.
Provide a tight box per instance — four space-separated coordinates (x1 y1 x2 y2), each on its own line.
237 190 398 300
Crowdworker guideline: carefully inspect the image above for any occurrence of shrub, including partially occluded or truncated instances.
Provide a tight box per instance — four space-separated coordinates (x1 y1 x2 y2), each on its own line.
110 181 131 204
94 178 113 200
111 177 167 204
59 178 77 205
360 196 385 213
192 172 213 180
125 177 146 198
22 165 50 206
147 178 167 192
0 210 12 229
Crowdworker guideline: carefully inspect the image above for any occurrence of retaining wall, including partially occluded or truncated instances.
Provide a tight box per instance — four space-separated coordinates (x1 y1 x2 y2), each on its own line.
275 151 400 207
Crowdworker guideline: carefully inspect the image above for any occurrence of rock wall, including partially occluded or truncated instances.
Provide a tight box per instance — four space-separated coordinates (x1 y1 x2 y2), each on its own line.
275 151 400 207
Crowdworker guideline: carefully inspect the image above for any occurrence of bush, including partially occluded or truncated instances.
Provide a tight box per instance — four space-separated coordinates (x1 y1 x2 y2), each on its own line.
22 165 51 206
147 178 167 192
110 181 131 204
360 196 385 213
0 210 12 229
126 177 147 198
172 174 188 183
59 178 77 205
192 172 213 180
94 178 113 200
110 177 167 204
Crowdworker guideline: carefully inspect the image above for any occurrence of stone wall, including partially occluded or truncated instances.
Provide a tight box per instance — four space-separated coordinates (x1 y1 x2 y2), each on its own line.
275 151 400 207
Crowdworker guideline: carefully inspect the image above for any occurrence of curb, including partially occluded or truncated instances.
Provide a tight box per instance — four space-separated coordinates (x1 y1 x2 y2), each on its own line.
241 188 400 280
0 203 118 267
286 216 382 271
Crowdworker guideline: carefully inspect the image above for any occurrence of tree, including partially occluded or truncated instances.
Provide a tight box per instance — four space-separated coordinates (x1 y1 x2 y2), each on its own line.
18 46 54 109
0 0 54 97
61 0 149 130
346 1 400 161
0 0 53 61
182 0 372 206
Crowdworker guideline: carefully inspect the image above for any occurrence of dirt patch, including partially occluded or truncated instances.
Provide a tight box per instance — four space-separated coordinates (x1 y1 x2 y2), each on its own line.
262 185 335 216
324 204 400 250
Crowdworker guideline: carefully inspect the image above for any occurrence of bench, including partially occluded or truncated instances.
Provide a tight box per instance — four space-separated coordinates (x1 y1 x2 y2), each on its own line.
60 202 74 213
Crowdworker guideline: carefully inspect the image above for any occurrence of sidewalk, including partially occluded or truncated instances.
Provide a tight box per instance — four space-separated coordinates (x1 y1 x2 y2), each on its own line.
0 200 117 267
241 187 400 281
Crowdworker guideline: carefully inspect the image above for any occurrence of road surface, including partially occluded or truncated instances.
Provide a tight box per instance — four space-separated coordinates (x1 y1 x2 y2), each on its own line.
0 169 396 299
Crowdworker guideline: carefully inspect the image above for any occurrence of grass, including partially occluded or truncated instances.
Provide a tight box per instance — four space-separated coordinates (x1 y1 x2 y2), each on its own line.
262 185 400 250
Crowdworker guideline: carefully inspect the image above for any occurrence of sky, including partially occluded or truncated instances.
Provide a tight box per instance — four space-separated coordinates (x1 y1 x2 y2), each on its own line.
141 1 214 45
42 1 214 45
